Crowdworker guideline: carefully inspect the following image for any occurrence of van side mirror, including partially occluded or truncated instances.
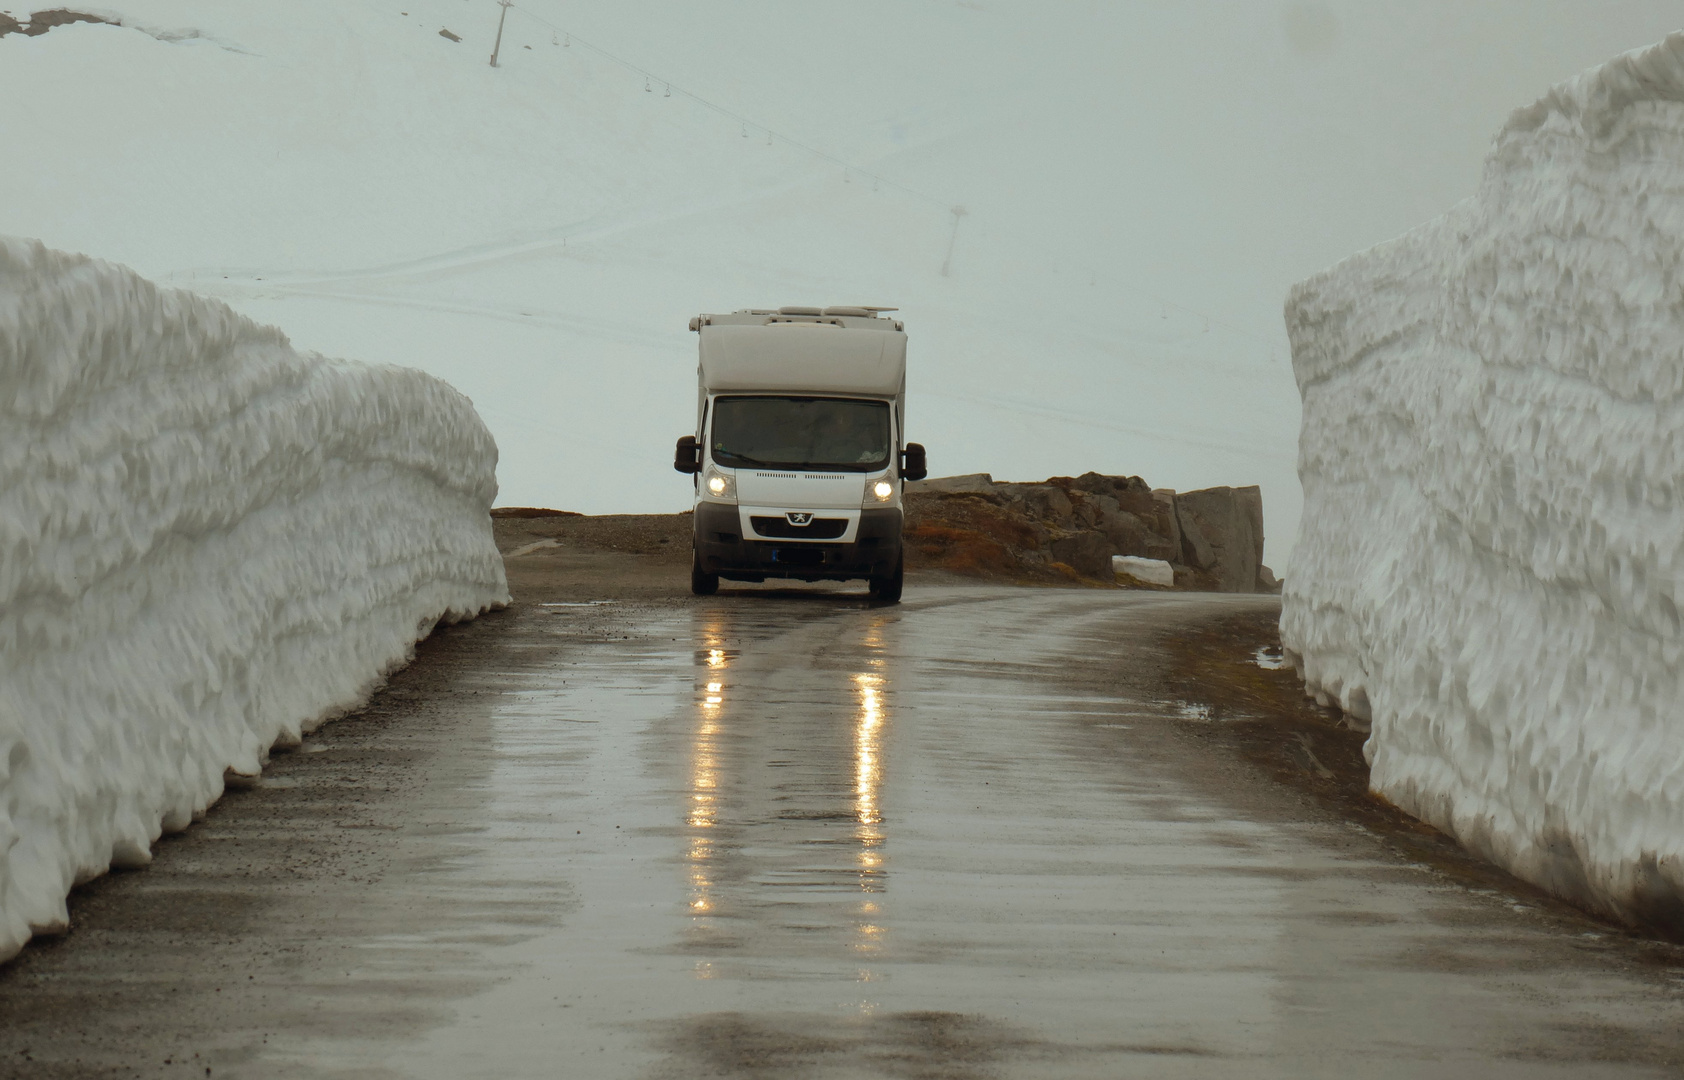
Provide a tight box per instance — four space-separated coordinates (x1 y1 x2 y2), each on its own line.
900 442 927 482
674 435 701 474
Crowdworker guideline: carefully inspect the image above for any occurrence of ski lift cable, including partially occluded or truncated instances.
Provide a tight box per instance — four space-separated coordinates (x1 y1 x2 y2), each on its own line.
503 1 1286 362
506 2 945 210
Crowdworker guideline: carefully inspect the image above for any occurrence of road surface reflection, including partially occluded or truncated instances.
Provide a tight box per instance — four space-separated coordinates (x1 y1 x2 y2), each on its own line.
683 605 897 978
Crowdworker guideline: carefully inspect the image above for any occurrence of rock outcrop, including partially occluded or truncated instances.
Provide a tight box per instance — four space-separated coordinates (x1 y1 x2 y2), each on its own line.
904 472 1275 592
1174 486 1264 594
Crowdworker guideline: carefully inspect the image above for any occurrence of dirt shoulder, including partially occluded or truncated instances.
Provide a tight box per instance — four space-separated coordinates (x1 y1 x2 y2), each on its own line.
1154 604 1684 954
493 509 692 602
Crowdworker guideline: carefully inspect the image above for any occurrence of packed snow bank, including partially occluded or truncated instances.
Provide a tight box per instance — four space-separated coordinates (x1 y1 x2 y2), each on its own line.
0 236 508 960
1282 33 1684 932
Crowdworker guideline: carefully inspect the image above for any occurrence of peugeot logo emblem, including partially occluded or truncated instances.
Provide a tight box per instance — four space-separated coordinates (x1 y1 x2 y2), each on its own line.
786 512 813 526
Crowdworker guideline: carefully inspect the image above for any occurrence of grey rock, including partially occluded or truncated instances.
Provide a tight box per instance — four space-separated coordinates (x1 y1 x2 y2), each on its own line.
1074 494 1104 528
1133 489 1179 562
1015 484 1073 525
1048 530 1113 578
1043 487 1074 524
1151 490 1181 548
1103 511 1151 558
1176 505 1217 570
1175 485 1265 592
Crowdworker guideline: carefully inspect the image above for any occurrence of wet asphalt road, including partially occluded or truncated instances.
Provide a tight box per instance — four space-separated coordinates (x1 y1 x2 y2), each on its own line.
5 585 1684 1078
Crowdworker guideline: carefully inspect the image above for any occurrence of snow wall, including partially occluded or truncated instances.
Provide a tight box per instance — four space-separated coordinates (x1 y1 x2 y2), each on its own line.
0 237 509 960
1282 34 1684 932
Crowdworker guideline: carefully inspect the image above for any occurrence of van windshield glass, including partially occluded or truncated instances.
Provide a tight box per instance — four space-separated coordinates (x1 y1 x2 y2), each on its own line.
711 397 891 471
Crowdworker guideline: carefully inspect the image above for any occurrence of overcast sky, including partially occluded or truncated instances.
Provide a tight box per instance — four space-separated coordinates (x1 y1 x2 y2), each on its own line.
5 1 1682 566
539 0 1684 330
525 0 1684 561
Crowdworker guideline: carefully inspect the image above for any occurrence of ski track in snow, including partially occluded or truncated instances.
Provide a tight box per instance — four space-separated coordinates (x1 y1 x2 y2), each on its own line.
1282 32 1684 931
0 236 508 961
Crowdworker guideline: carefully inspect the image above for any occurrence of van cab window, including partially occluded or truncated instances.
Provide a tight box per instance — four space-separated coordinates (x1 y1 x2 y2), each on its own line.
711 396 890 471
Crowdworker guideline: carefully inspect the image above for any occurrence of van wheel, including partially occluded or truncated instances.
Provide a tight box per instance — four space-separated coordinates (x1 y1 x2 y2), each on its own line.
691 551 719 596
868 558 903 604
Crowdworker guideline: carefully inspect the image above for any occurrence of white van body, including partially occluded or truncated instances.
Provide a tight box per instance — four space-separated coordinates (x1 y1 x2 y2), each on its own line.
676 307 922 599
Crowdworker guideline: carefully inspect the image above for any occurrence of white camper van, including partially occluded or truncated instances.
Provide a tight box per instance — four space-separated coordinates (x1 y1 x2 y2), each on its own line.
674 306 927 602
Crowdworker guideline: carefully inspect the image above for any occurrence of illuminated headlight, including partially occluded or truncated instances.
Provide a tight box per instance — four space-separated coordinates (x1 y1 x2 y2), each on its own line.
702 468 736 501
865 479 894 505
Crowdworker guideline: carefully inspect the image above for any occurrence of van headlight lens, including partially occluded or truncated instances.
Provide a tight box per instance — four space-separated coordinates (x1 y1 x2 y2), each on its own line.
702 468 736 502
866 479 894 505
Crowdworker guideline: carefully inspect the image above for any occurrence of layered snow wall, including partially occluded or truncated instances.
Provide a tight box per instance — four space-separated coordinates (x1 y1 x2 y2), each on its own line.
0 237 509 960
1282 34 1684 931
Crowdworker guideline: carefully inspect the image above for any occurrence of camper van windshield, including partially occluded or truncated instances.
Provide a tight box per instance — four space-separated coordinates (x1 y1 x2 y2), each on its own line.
711 397 891 471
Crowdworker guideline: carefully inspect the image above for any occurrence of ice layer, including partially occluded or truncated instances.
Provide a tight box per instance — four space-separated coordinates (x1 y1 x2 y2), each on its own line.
1282 33 1684 931
0 237 509 960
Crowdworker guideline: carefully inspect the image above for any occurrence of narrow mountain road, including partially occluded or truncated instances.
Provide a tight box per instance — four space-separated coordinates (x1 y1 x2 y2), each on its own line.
2 585 1681 1079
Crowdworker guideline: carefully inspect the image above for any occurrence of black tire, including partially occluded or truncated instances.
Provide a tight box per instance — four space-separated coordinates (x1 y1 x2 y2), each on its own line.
691 550 719 596
869 557 903 604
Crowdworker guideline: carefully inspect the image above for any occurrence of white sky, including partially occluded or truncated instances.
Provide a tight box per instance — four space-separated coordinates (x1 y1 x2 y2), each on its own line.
3 1 1681 567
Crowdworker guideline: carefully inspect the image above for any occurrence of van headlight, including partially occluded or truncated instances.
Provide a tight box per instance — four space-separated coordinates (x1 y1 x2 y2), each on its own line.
702 468 736 502
865 478 894 505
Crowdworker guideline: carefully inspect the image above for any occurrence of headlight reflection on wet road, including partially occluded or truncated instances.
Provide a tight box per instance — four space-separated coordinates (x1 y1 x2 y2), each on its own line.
687 632 735 919
681 610 899 976
853 668 888 934
854 619 892 959
854 672 884 830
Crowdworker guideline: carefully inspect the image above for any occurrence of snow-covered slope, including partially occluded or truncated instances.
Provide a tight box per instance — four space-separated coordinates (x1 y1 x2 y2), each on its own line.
1282 34 1684 930
0 0 1305 564
0 236 508 960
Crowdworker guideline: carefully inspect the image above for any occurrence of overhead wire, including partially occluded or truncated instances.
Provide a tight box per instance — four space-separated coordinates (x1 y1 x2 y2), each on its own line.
504 2 948 211
501 1 1288 365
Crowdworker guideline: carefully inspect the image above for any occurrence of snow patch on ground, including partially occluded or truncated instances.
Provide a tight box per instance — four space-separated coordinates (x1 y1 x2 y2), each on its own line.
1281 34 1684 930
1112 555 1174 587
0 236 508 960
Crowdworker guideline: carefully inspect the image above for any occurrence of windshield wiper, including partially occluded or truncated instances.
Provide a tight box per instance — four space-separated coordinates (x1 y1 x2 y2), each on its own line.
716 451 778 467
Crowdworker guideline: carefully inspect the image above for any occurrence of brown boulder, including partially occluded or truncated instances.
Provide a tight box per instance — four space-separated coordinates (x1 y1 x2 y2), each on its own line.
1048 530 1113 579
1103 511 1151 557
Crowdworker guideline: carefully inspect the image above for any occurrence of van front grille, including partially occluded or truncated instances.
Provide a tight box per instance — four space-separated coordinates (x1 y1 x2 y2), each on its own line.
751 516 848 539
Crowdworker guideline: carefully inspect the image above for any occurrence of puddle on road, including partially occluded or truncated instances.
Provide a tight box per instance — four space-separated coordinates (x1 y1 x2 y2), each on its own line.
1171 700 1215 722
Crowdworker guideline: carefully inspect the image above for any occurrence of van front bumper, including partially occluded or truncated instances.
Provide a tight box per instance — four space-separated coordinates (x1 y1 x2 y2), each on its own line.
693 503 902 581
